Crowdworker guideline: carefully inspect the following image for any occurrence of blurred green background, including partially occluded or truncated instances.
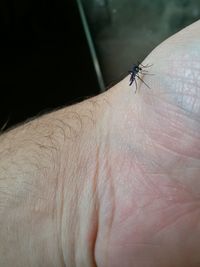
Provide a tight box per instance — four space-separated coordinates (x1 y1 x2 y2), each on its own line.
78 0 200 90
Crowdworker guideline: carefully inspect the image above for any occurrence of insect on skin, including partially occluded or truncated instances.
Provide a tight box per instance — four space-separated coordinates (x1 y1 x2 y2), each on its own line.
129 62 153 93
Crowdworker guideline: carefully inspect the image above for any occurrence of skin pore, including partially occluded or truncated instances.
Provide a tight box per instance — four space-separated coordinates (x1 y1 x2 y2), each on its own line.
1 20 200 267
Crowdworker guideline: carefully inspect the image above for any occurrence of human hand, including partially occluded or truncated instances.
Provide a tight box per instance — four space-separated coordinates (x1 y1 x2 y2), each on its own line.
1 20 200 267
94 20 200 267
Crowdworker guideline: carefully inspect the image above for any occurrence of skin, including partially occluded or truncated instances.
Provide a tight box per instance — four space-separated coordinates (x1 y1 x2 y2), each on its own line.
1 20 200 267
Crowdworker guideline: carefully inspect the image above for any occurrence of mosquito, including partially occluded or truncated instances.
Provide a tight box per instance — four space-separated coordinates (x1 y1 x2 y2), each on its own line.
129 62 153 93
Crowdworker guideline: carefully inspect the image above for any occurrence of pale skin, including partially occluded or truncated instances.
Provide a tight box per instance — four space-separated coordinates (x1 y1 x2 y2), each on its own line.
1 20 200 267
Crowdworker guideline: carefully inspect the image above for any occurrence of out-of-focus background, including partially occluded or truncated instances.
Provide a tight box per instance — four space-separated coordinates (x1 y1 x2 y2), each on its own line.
80 0 200 86
0 1 99 130
1 0 200 130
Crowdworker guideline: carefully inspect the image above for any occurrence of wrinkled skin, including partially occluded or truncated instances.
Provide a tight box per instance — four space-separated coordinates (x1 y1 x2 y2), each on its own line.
94 21 200 267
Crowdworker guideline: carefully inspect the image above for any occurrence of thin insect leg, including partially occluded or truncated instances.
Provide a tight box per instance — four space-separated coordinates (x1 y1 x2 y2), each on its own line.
136 74 151 89
140 69 149 73
140 63 153 68
140 63 149 67
134 78 138 93
140 72 154 75
129 75 134 86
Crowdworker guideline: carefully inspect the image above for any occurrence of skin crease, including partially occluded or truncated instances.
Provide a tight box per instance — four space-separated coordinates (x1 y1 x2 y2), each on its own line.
0 20 200 267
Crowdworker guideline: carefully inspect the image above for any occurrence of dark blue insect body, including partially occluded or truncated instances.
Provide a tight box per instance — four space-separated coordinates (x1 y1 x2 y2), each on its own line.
129 64 142 86
129 63 152 93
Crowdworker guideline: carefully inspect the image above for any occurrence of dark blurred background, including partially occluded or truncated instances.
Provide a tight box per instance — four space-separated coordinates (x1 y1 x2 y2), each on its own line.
0 0 100 130
82 0 200 85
